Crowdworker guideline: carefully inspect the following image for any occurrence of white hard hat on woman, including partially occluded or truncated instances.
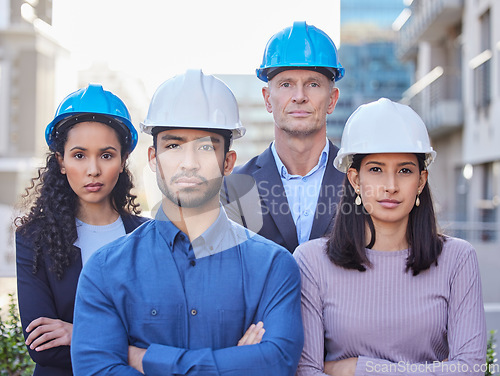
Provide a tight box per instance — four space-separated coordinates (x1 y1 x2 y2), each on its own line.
293 97 486 376
334 97 436 173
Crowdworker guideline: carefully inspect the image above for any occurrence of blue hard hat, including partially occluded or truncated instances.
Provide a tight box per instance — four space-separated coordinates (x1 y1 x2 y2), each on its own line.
256 21 345 82
45 84 138 152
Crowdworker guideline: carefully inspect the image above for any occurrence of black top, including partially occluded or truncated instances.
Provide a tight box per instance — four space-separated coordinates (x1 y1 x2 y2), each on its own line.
16 214 149 376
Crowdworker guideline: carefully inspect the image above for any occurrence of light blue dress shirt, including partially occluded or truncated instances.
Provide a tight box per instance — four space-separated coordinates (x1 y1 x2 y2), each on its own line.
71 206 303 376
271 141 329 245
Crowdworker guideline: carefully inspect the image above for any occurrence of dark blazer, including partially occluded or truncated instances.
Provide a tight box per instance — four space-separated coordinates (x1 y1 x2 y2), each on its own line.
222 140 345 253
16 214 149 376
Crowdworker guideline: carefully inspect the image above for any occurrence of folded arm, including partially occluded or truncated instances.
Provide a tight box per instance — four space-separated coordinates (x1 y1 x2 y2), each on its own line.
16 233 73 369
72 248 303 376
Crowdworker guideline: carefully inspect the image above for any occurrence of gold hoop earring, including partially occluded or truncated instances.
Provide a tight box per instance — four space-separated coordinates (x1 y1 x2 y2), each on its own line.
355 189 362 206
415 191 421 207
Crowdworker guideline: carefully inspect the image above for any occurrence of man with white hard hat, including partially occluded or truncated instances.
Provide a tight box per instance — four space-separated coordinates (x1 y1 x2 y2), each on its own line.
223 21 346 253
71 69 304 376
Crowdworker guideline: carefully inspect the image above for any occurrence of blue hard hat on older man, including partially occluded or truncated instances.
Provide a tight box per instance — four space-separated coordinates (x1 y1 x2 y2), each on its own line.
256 21 345 82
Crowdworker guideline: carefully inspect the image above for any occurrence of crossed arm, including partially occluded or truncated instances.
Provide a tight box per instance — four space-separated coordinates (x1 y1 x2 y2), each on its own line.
24 317 73 352
71 251 303 375
128 322 266 373
16 233 75 369
295 246 486 376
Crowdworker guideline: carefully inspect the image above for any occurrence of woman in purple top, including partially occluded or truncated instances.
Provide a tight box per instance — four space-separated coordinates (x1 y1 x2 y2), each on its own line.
294 98 486 376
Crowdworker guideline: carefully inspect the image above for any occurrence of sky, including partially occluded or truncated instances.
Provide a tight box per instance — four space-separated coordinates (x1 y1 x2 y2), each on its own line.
52 0 340 92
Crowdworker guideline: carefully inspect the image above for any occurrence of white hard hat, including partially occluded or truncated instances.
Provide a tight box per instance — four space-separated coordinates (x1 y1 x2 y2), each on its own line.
334 98 436 172
140 69 246 139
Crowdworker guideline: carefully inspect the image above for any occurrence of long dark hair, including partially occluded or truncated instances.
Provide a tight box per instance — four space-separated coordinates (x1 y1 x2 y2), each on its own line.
326 153 444 276
15 121 141 280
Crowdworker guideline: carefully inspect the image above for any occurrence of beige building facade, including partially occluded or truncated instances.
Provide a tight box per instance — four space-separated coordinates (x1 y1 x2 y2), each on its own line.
397 0 500 339
0 0 76 276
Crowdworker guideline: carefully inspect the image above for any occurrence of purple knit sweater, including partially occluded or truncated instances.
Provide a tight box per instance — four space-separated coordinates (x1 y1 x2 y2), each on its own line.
293 236 486 376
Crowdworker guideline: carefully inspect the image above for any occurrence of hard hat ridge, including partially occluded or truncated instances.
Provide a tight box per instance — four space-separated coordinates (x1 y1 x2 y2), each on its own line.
333 98 436 172
256 21 345 82
140 69 245 139
45 84 138 152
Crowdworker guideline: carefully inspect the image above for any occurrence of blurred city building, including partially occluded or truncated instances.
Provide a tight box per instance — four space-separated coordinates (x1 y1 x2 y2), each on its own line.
0 0 72 276
0 1 152 276
396 0 500 341
1 0 498 344
214 74 274 166
332 0 413 143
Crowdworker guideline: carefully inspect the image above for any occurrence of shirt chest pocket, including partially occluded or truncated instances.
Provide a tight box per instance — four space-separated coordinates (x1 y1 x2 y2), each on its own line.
126 302 183 347
213 308 246 349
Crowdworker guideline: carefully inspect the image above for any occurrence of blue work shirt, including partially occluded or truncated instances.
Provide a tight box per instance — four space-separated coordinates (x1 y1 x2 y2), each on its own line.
271 141 329 245
71 206 303 376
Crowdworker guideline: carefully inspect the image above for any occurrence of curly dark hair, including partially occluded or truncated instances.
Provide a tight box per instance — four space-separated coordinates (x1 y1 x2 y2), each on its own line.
14 121 141 280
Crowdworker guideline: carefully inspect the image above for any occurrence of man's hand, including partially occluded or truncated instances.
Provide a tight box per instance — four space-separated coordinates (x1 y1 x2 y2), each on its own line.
237 321 265 346
324 357 358 376
128 345 147 374
25 317 72 351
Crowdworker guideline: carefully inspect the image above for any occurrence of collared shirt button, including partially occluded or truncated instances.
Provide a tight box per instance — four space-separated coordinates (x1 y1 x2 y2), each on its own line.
303 177 308 182
190 309 197 316
304 210 310 216
151 309 158 316
190 260 196 266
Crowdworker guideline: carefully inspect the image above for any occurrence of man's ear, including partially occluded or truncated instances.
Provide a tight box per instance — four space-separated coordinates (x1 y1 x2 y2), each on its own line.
327 87 340 115
56 152 66 174
223 150 237 176
148 146 157 173
262 86 273 113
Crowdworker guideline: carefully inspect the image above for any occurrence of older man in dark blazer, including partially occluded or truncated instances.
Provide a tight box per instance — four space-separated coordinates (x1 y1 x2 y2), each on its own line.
222 21 346 253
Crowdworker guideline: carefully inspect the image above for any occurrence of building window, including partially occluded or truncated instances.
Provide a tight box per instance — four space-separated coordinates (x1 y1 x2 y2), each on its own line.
479 162 499 242
473 9 492 111
0 60 9 156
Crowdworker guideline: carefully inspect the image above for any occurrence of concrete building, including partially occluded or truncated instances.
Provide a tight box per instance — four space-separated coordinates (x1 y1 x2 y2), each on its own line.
335 0 413 144
215 74 274 166
396 0 500 342
0 0 75 276
0 2 151 276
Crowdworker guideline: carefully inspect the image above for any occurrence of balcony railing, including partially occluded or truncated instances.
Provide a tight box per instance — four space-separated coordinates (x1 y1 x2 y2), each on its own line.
440 221 499 243
397 0 464 60
401 66 463 135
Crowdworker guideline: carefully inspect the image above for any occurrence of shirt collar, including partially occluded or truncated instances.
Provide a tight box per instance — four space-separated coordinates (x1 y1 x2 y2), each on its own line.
271 140 329 180
191 207 232 258
155 205 234 259
155 206 183 243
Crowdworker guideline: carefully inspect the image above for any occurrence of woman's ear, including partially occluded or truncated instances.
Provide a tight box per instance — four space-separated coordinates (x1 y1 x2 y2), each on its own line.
347 167 360 192
418 169 428 193
120 153 129 173
56 152 66 174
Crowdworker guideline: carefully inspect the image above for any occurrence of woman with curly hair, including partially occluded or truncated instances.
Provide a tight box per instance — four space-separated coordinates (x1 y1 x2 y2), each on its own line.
294 98 486 376
15 84 149 376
